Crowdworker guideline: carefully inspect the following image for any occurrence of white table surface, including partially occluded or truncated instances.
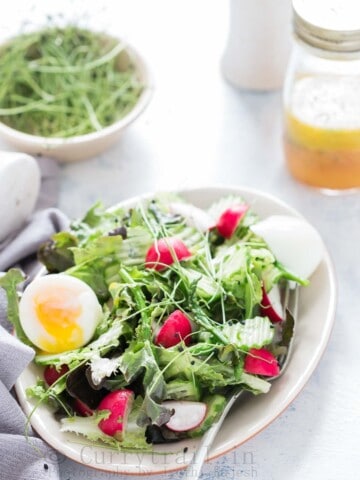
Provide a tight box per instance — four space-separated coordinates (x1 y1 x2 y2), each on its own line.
2 1 360 479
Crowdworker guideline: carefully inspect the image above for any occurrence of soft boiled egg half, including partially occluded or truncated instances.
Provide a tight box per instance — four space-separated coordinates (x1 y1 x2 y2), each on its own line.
250 215 324 280
19 274 102 353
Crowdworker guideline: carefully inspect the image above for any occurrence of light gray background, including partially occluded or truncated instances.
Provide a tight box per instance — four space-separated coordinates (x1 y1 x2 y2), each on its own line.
1 1 359 479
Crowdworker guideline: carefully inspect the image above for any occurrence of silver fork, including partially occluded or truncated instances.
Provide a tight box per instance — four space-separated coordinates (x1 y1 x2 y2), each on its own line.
184 284 299 480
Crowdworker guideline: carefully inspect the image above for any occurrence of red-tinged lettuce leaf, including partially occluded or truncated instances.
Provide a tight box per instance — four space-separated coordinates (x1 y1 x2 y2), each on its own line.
38 232 78 273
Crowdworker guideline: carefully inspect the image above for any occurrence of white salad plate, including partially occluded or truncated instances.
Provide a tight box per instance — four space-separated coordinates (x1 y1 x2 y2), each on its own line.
15 186 337 475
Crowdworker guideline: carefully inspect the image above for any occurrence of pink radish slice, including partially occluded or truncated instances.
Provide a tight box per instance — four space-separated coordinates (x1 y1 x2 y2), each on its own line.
44 364 69 386
163 401 207 432
244 348 280 377
73 398 94 417
145 237 191 271
98 389 134 440
155 310 193 348
216 204 249 238
260 284 284 323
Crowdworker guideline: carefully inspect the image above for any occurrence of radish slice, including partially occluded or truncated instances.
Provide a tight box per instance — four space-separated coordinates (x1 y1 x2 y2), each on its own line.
250 215 324 279
145 237 191 271
73 398 94 417
216 204 249 238
44 364 69 386
244 348 280 377
260 285 284 323
155 310 193 347
169 202 215 231
163 401 207 432
98 389 134 441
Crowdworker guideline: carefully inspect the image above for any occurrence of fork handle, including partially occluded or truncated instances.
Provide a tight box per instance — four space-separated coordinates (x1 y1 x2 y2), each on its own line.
184 392 242 480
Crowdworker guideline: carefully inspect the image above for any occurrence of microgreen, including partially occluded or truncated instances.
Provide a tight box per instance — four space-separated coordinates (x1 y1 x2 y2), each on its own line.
0 26 143 137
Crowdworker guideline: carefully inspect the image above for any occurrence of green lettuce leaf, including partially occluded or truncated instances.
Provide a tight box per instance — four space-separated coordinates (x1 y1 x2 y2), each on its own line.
119 340 171 426
239 372 271 394
222 316 274 350
60 410 121 447
0 269 34 346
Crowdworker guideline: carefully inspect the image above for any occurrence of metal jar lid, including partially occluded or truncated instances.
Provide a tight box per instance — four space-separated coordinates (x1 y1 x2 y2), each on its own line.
293 0 360 53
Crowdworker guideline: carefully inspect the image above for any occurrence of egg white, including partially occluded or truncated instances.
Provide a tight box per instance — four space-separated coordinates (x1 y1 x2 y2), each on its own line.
19 274 102 353
250 215 324 279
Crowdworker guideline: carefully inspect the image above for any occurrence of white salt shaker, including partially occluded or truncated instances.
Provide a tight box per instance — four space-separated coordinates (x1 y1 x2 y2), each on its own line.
0 152 40 242
221 0 293 91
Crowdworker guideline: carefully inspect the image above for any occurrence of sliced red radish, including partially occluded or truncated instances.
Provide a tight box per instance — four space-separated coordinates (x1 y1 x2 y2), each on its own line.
44 364 69 386
73 398 94 417
145 237 191 271
155 310 193 348
244 348 280 377
98 389 134 441
163 401 207 432
216 204 249 238
260 284 284 323
169 202 215 231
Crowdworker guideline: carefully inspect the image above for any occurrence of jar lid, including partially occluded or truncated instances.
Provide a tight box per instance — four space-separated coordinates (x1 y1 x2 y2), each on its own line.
293 0 360 52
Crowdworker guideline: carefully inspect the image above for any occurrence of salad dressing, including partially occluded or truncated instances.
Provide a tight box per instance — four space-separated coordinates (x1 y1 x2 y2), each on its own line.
284 76 360 189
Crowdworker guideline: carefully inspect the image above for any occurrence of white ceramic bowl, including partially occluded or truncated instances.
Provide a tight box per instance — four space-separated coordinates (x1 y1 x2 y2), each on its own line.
0 40 153 162
15 186 336 475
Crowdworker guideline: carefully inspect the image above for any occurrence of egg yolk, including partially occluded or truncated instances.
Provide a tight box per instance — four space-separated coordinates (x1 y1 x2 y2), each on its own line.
35 289 84 353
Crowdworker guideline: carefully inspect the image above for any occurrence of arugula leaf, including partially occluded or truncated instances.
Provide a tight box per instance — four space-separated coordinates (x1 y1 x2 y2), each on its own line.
67 261 110 302
156 345 244 390
119 340 171 427
71 235 124 265
72 202 125 243
0 269 34 347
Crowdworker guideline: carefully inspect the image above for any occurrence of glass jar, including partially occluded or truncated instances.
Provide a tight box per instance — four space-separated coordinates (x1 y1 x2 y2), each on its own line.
283 0 360 191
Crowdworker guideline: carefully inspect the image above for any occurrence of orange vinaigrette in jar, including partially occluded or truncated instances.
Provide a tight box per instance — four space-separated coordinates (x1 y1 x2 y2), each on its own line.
284 76 360 189
284 0 360 191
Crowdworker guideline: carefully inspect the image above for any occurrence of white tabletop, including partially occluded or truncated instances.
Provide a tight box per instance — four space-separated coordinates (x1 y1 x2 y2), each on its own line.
2 1 360 479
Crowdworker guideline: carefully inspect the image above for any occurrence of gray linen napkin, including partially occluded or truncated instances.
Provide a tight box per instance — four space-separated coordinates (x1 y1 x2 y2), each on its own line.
0 156 69 480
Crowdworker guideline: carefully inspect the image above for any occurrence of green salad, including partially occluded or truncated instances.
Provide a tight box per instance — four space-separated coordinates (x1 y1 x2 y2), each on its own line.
0 193 308 451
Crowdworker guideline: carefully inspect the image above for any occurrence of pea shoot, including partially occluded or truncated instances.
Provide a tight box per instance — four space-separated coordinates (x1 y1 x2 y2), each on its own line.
0 26 143 137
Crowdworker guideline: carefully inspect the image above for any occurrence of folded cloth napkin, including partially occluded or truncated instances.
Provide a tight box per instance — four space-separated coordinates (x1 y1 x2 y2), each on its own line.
0 156 69 480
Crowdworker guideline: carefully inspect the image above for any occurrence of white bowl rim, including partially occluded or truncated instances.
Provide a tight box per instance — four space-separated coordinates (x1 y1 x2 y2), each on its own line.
0 38 154 147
